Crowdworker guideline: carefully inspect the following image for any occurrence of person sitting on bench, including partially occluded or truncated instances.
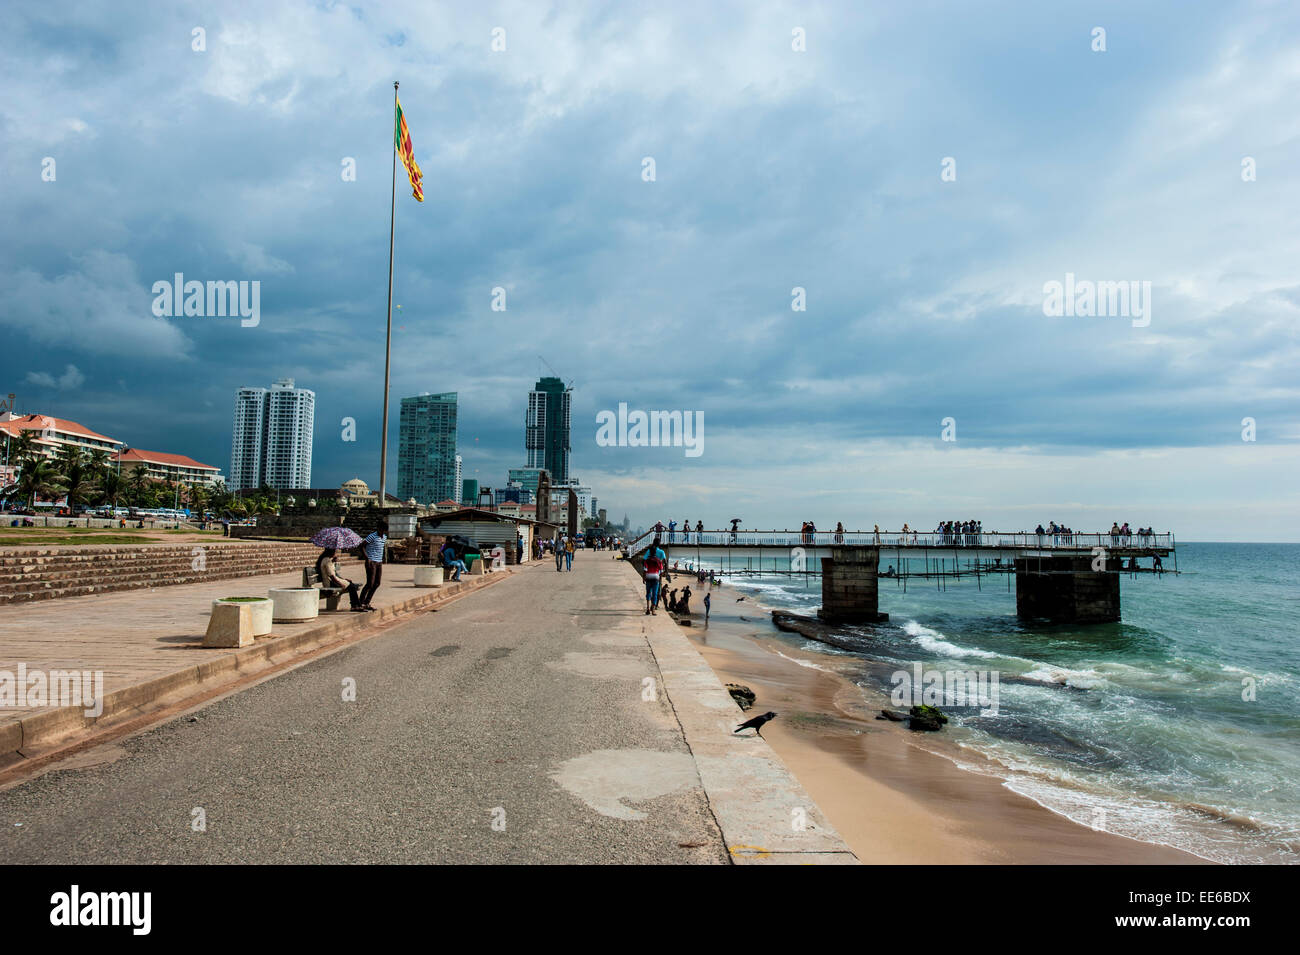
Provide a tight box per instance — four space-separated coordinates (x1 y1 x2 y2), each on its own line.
441 543 468 581
316 547 363 611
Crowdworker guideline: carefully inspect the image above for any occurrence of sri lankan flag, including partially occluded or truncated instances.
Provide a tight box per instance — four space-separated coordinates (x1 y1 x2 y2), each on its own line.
395 97 423 202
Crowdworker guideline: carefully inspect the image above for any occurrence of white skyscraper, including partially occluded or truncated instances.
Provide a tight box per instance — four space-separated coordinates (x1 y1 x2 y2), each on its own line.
230 387 267 491
230 378 315 490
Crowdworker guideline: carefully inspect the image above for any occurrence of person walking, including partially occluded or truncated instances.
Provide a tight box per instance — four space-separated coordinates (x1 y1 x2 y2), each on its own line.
703 591 711 625
555 535 565 571
358 520 387 610
643 541 665 615
565 535 575 571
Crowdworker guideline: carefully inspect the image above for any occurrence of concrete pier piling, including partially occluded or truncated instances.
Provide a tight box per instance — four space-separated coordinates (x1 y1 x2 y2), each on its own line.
818 547 889 623
1014 555 1120 624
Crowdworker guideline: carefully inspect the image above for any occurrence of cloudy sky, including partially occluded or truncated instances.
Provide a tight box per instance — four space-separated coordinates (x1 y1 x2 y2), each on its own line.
3 1 1298 540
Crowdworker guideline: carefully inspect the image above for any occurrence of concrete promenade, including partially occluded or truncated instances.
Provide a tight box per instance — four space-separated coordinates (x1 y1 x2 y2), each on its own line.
0 549 856 863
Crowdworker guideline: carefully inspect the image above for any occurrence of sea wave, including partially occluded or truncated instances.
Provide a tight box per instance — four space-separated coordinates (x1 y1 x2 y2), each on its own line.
901 619 999 659
1021 666 1105 690
774 649 836 672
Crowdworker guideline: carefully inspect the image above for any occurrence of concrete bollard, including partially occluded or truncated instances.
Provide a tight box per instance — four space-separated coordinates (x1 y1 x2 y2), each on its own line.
269 587 320 622
203 602 254 648
212 597 273 636
413 566 444 587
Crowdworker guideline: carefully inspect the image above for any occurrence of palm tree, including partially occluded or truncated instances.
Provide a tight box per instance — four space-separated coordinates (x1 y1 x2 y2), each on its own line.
188 482 208 518
8 430 38 468
17 459 65 508
127 464 150 506
208 481 231 513
5 431 38 493
55 446 97 513
100 469 123 509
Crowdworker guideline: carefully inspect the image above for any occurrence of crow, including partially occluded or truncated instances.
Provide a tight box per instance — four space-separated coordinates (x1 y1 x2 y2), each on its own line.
734 711 777 737
736 596 746 602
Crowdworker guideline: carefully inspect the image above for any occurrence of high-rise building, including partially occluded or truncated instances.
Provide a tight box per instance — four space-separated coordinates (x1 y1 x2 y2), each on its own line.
461 478 478 506
525 377 571 484
507 467 549 497
264 379 314 489
397 392 458 505
230 378 314 491
230 388 266 490
454 455 463 504
493 482 533 507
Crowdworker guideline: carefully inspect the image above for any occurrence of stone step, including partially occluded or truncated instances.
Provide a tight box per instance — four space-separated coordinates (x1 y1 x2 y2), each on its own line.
0 541 329 605
0 555 321 573
0 544 321 562
0 561 319 593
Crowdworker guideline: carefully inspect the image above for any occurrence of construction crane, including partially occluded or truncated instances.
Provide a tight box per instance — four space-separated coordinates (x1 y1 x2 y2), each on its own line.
537 355 575 391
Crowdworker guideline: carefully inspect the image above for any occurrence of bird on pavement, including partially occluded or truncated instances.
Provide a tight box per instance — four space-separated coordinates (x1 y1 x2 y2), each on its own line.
734 711 777 737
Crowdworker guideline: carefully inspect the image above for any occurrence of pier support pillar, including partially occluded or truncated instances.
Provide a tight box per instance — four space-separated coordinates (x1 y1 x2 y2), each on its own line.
1014 555 1120 624
819 547 889 623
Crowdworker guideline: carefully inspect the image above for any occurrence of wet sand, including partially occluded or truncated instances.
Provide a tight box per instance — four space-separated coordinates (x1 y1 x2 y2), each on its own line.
676 575 1207 864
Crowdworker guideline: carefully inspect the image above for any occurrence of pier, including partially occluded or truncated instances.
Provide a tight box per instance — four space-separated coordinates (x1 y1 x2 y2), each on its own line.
628 529 1177 625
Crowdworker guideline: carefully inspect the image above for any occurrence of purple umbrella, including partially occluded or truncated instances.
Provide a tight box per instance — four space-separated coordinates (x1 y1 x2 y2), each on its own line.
311 527 363 549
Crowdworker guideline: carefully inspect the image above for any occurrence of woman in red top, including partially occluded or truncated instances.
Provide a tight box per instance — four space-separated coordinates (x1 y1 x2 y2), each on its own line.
643 547 664 615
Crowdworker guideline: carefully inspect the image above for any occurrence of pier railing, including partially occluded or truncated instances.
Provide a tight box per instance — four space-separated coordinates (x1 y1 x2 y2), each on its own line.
629 529 1174 551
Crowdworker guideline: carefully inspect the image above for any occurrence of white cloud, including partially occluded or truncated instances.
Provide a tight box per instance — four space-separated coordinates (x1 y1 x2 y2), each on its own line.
0 251 191 359
231 242 294 275
25 363 85 390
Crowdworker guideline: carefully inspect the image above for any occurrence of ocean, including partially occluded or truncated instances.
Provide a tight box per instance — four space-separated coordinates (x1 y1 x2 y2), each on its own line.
690 542 1300 864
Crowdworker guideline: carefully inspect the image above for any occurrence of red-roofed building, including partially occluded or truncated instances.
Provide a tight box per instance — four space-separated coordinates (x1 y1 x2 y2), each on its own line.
0 412 124 458
112 448 224 486
1 412 124 486
433 498 461 513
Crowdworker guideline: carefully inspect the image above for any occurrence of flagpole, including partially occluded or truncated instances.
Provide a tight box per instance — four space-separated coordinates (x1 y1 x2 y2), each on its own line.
379 80 398 505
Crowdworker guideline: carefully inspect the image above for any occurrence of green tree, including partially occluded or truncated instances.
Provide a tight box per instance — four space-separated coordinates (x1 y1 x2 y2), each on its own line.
7 430 39 470
127 464 150 506
100 468 123 508
188 482 208 517
55 446 97 513
208 481 232 513
86 448 110 476
17 459 65 507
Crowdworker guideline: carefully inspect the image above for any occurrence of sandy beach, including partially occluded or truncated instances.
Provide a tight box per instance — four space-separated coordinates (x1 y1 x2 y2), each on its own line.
670 571 1207 864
